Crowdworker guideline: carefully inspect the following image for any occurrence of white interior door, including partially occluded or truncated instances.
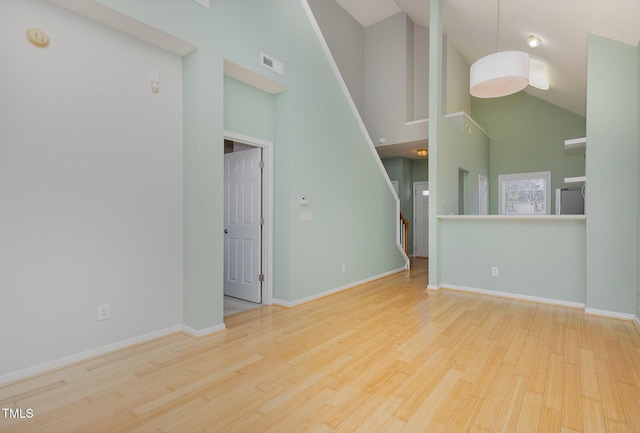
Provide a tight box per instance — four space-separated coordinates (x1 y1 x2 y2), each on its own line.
224 147 262 303
479 174 488 215
414 182 429 257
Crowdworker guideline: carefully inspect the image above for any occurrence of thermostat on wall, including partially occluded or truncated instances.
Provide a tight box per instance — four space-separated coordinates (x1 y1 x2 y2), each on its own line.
26 28 49 48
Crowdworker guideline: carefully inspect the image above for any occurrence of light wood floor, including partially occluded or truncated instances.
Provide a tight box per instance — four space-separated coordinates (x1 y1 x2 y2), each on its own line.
2 258 640 433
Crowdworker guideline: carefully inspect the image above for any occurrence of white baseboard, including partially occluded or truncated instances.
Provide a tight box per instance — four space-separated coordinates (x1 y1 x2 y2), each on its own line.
439 284 640 332
427 285 441 291
0 325 185 385
584 308 638 321
273 267 406 308
181 323 226 337
0 321 228 385
440 284 586 309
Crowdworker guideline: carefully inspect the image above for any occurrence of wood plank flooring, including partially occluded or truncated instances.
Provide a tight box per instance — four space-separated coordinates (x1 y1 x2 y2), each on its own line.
2 258 640 432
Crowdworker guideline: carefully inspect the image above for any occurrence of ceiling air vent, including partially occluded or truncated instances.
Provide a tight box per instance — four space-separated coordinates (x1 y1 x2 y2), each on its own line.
261 53 284 76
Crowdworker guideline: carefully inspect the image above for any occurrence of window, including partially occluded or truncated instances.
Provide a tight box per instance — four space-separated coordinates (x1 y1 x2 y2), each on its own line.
498 171 551 215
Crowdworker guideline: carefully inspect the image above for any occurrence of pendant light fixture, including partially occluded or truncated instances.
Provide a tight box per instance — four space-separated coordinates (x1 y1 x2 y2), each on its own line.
470 0 530 98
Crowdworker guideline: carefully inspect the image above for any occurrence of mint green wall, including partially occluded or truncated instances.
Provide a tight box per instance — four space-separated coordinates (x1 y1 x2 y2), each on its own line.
430 0 585 304
471 93 586 214
224 76 275 141
182 48 223 330
437 94 586 306
436 102 586 305
440 218 586 303
412 158 429 182
98 0 405 324
438 35 640 316
585 34 639 315
436 116 490 215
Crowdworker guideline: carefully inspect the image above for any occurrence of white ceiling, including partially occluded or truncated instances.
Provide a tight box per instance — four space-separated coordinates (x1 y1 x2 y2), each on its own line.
335 0 640 118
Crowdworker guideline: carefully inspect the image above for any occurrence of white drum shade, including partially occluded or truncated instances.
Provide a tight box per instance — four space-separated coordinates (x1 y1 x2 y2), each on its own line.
470 51 530 98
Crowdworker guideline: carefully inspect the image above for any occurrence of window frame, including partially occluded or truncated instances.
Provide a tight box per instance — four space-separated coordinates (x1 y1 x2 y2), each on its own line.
498 171 551 215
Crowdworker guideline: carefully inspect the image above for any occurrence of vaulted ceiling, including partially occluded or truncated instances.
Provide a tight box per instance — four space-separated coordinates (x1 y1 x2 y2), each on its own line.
335 0 640 118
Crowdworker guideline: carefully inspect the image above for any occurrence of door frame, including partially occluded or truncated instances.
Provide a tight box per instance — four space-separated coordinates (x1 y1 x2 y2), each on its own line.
413 181 429 257
224 130 273 305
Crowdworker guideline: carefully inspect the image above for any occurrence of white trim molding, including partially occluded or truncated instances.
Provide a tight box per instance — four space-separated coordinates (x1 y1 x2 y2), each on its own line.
0 325 185 385
181 323 226 338
438 284 640 334
440 284 586 309
274 267 406 308
584 308 638 321
0 323 228 385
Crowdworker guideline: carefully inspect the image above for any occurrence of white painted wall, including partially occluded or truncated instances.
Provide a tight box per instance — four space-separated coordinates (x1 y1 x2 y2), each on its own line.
364 13 428 146
445 37 471 115
413 23 429 120
0 0 183 378
307 0 365 113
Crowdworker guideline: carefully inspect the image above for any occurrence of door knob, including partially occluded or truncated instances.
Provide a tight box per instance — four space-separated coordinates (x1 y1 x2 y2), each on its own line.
224 229 228 234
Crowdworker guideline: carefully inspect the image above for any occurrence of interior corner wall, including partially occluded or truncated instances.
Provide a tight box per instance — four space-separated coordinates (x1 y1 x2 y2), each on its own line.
585 33 639 315
0 0 183 377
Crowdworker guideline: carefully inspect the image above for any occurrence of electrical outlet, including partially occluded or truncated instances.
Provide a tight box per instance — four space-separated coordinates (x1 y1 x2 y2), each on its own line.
491 267 499 277
342 264 347 272
98 304 110 321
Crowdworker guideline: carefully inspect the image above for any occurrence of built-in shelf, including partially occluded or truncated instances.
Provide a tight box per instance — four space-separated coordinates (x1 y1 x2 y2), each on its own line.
565 137 586 149
564 137 587 183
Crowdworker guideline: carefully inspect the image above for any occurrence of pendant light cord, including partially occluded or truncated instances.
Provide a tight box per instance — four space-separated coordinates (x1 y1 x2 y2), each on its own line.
496 0 500 51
